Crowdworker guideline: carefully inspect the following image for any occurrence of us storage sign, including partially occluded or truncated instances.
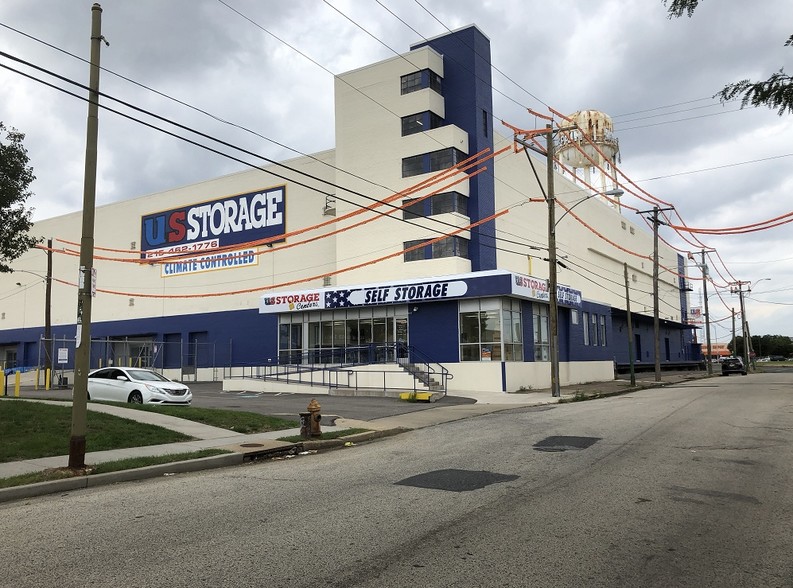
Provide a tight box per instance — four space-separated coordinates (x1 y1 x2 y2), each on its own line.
140 186 285 276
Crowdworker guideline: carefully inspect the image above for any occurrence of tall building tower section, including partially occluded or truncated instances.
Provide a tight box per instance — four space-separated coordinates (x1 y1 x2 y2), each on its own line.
334 26 495 284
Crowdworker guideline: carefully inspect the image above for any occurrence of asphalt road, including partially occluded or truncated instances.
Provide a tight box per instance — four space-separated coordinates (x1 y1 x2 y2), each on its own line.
2 372 792 587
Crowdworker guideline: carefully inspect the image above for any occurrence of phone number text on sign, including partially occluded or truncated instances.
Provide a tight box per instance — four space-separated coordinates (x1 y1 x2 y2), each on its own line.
145 239 220 259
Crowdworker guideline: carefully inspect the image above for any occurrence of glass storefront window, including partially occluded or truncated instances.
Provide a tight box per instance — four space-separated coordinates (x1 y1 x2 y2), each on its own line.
459 298 521 362
533 304 549 362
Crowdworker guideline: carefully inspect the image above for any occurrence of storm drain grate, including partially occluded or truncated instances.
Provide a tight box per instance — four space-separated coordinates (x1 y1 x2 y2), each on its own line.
395 469 519 493
533 435 601 452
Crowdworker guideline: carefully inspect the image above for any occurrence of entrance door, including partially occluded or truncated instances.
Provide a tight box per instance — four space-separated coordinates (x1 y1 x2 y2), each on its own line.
3 348 17 370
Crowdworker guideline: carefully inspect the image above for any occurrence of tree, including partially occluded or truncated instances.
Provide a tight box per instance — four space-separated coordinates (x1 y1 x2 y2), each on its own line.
665 1 793 115
0 122 39 273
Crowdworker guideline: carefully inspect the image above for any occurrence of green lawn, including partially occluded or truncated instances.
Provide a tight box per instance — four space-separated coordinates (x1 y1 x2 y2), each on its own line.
0 400 299 463
100 402 299 434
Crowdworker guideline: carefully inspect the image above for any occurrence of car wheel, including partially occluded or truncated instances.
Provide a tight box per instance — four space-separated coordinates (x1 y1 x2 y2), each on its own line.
128 391 143 404
741 371 747 376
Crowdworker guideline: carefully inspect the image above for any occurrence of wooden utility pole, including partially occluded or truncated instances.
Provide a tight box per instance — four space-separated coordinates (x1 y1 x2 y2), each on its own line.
69 3 105 469
545 124 560 398
730 282 750 370
637 206 673 382
699 250 715 375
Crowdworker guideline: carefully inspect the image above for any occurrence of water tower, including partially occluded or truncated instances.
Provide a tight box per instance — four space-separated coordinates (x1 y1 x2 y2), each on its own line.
555 110 621 207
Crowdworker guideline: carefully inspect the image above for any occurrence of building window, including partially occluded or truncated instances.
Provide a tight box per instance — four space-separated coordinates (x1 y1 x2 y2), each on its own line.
502 298 523 361
402 192 468 219
433 236 467 259
582 311 590 345
400 69 442 95
403 236 469 262
401 111 444 136
403 239 428 262
460 298 511 362
402 147 468 178
400 71 423 95
402 154 424 177
590 313 599 346
429 70 442 93
599 315 607 347
571 309 579 325
482 109 488 137
533 304 549 361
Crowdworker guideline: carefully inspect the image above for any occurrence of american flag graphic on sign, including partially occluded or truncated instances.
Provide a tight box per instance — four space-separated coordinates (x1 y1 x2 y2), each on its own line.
325 289 353 308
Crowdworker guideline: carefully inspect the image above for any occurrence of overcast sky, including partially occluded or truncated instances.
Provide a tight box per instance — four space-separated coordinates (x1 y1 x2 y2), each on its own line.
1 0 791 342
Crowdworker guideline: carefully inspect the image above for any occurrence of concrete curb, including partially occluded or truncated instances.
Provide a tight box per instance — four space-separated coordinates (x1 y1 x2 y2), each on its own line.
299 427 411 450
0 453 243 504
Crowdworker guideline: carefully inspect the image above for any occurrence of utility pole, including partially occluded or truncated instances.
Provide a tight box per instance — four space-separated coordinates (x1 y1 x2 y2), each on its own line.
545 124 561 398
731 308 736 355
512 118 576 398
44 238 52 374
637 206 674 382
69 3 105 470
699 249 715 375
624 262 635 386
730 281 750 370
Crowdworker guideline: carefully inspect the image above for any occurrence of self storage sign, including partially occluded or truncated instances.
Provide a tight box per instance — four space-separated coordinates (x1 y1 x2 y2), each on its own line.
141 186 286 258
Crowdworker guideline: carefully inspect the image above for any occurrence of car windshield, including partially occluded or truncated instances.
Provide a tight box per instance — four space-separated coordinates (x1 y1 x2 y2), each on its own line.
127 369 170 382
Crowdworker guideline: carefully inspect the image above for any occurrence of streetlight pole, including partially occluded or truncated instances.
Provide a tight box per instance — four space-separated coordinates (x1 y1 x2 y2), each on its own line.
624 262 636 386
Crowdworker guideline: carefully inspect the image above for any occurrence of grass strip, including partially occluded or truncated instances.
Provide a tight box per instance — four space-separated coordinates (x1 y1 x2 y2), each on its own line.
95 402 299 434
0 449 230 489
0 400 193 462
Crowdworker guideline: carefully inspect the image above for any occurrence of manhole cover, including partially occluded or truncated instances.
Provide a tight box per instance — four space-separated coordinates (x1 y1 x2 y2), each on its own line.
395 469 519 492
240 443 265 448
533 435 601 452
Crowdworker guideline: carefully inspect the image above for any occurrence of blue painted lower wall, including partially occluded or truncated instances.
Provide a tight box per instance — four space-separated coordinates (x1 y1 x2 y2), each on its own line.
1 299 698 372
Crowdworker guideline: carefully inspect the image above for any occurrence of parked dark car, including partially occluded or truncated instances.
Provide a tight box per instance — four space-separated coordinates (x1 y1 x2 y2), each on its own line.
721 356 746 376
769 355 786 362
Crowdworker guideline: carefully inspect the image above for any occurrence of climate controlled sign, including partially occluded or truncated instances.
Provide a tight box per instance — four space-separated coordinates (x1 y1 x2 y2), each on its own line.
141 186 286 259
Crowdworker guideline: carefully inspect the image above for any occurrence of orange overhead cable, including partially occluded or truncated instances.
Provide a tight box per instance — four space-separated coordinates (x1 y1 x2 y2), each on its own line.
549 108 719 255
668 210 793 234
547 109 736 274
92 210 509 299
49 145 504 259
54 166 487 266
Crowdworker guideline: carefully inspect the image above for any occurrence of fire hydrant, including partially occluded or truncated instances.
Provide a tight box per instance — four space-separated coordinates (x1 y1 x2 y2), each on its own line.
300 398 322 439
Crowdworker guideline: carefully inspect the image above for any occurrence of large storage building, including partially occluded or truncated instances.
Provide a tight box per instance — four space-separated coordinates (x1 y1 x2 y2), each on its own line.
0 25 698 394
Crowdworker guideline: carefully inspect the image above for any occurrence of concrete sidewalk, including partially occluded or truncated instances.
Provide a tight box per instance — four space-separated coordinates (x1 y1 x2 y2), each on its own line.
0 370 711 502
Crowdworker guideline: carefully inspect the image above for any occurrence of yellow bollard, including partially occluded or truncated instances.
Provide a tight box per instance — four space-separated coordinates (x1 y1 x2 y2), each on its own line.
45 368 51 391
35 368 40 390
14 371 21 397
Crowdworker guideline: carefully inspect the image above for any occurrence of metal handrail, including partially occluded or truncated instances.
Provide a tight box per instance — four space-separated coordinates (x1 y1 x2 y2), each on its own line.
229 343 451 395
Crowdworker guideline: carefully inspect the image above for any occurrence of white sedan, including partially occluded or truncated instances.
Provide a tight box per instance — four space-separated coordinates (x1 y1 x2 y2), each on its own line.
86 367 192 405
